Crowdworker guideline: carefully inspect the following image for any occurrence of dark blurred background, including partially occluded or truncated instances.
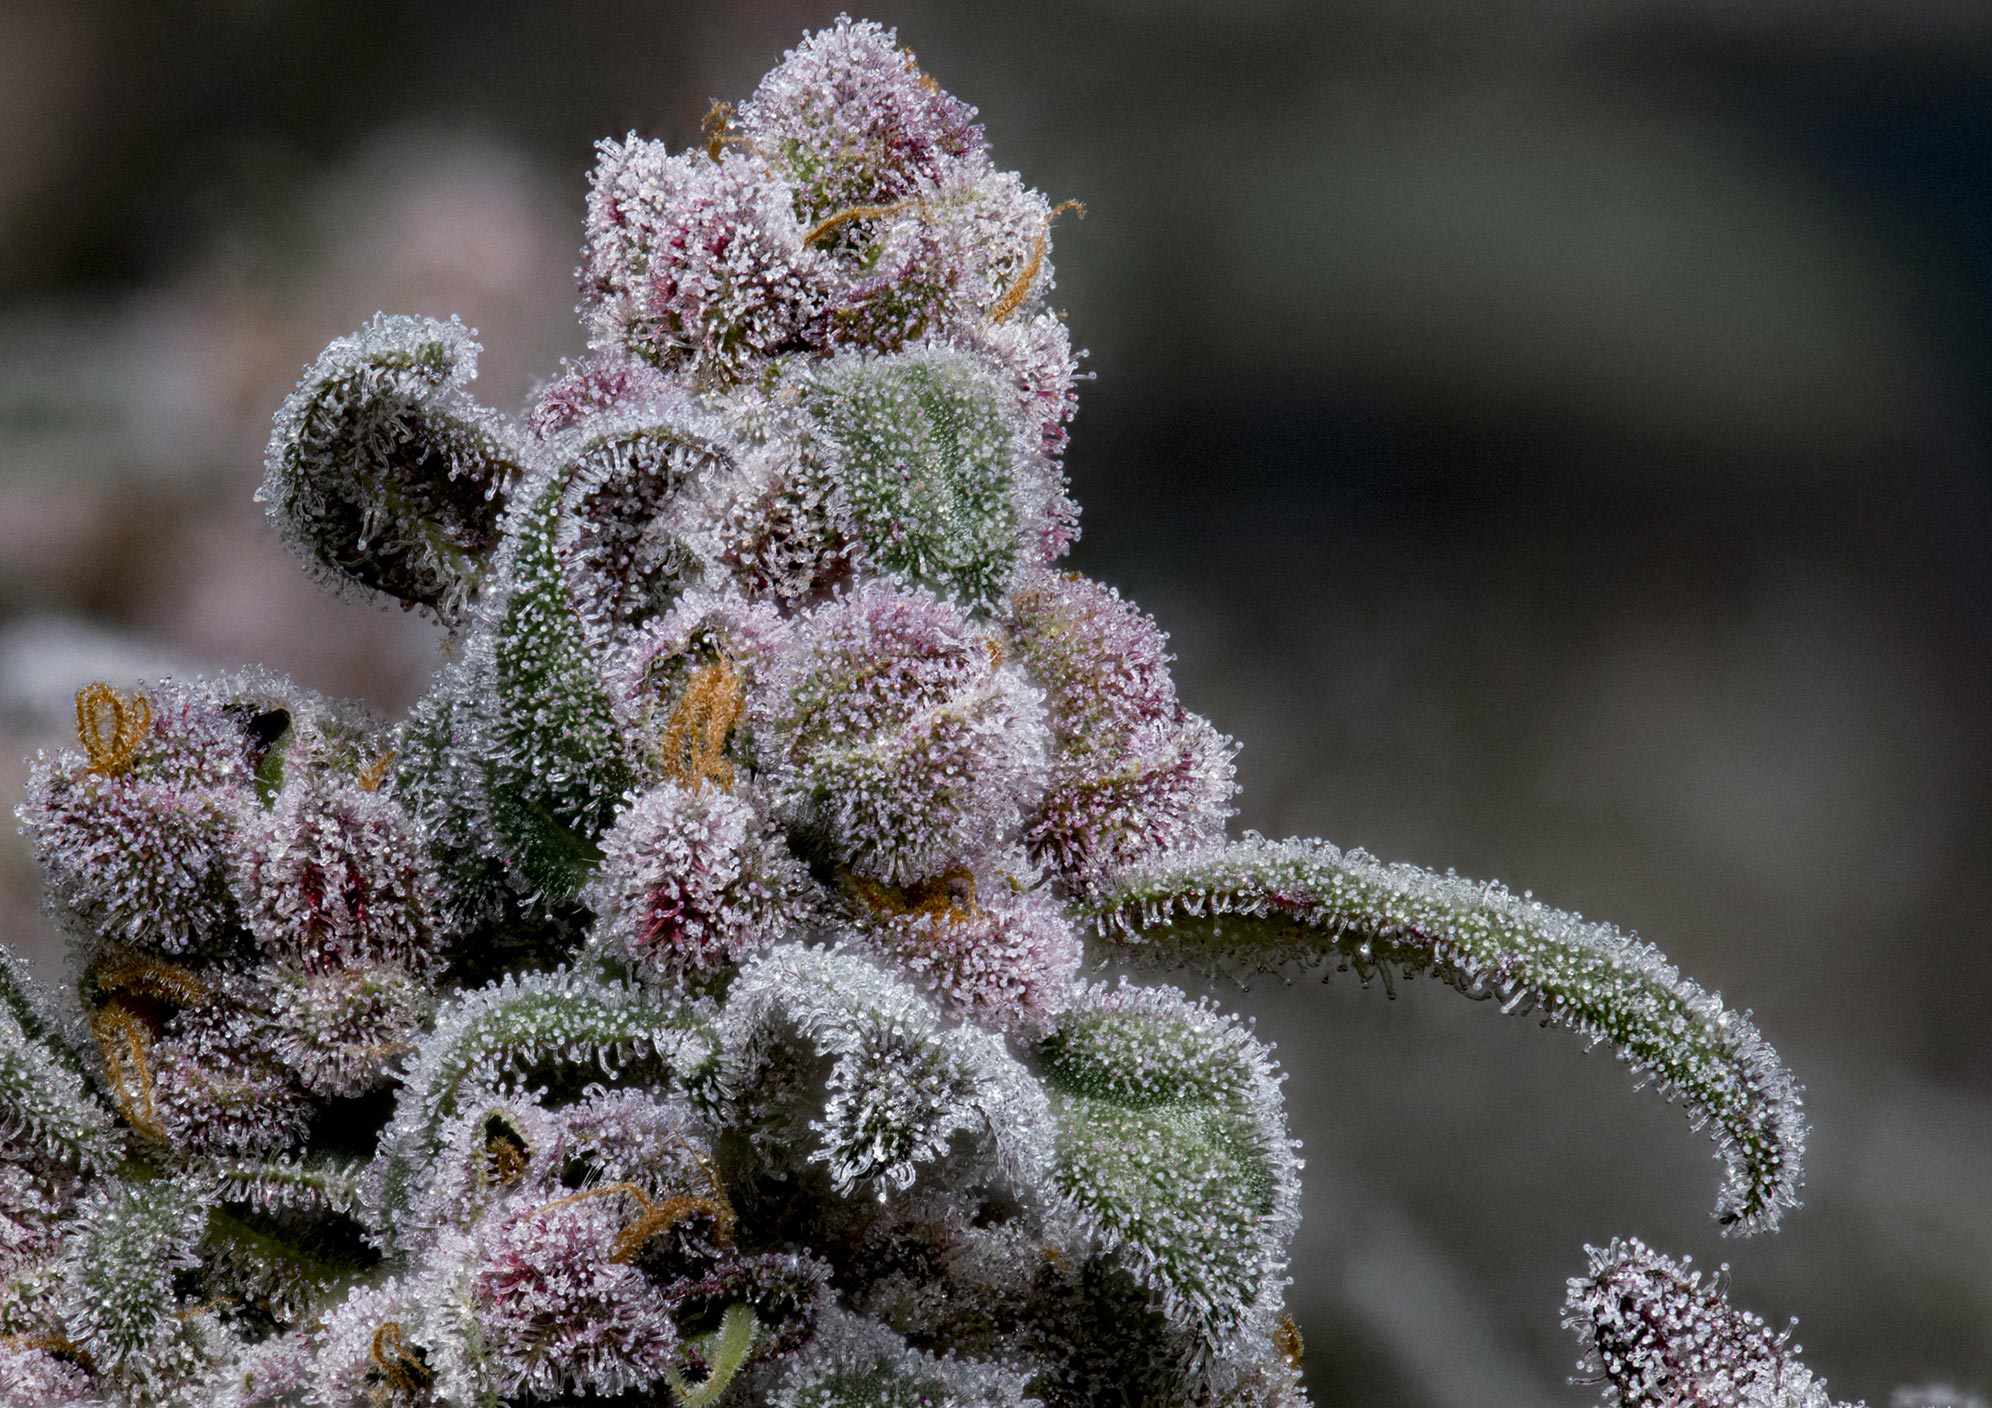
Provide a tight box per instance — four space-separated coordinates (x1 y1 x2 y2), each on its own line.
2 3 1988 1403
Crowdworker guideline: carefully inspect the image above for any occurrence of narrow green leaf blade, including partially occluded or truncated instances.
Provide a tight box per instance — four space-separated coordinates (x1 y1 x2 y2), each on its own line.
1083 836 1806 1233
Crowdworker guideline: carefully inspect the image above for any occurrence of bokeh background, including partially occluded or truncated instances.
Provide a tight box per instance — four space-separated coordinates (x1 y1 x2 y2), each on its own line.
2 2 1988 1403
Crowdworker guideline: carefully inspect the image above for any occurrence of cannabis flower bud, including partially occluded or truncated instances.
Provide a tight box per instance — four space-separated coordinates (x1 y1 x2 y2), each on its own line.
1566 1238 1848 1408
3 16 1830 1408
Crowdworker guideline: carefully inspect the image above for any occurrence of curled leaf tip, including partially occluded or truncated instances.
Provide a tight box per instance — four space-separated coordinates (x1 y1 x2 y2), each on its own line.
1085 836 1808 1233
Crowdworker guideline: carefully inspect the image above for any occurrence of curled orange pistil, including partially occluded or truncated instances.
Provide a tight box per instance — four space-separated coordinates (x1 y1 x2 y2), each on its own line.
660 659 745 791
989 200 1085 325
75 683 151 777
89 1003 165 1143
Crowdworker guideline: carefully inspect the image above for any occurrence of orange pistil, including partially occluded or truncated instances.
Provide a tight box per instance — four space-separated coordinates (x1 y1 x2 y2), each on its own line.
659 658 744 791
1 1332 95 1373
89 1003 166 1142
1274 1312 1305 1369
369 1321 434 1400
526 1173 739 1266
802 197 923 247
703 101 759 162
92 950 211 1008
486 1133 530 1187
988 200 1085 325
357 750 397 793
850 867 984 927
75 683 151 777
611 1192 738 1264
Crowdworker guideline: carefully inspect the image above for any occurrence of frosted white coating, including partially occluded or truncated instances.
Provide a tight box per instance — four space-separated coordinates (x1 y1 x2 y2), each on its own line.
0 16 1832 1408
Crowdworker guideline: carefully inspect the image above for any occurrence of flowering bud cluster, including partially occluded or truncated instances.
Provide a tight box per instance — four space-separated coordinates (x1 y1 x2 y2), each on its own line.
4 17 1839 1408
1564 1239 1850 1408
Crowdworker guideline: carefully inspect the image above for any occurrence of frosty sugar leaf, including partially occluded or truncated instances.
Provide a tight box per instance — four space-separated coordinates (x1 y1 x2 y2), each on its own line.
368 968 718 1252
0 973 121 1171
261 313 522 621
0 941 97 1091
804 348 1028 612
767 1308 1035 1408
394 657 516 927
60 1179 209 1378
482 472 638 903
1085 836 1806 1234
719 946 1051 1199
551 401 736 637
1038 981 1298 1357
199 1197 377 1330
1 20 1886 1408
202 1152 365 1219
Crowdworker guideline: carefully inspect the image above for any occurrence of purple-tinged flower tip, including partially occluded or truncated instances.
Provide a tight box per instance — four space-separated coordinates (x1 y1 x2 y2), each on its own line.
470 1191 683 1401
975 306 1084 472
610 590 795 765
1008 573 1237 895
586 781 817 988
0 1341 101 1406
1566 1238 1846 1408
1028 713 1237 900
1008 572 1179 738
740 18 987 227
525 355 680 442
708 437 860 610
150 999 313 1158
23 767 246 958
847 865 1080 1035
583 142 832 381
0 1165 61 1273
762 583 1048 885
235 779 444 976
263 962 435 1099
